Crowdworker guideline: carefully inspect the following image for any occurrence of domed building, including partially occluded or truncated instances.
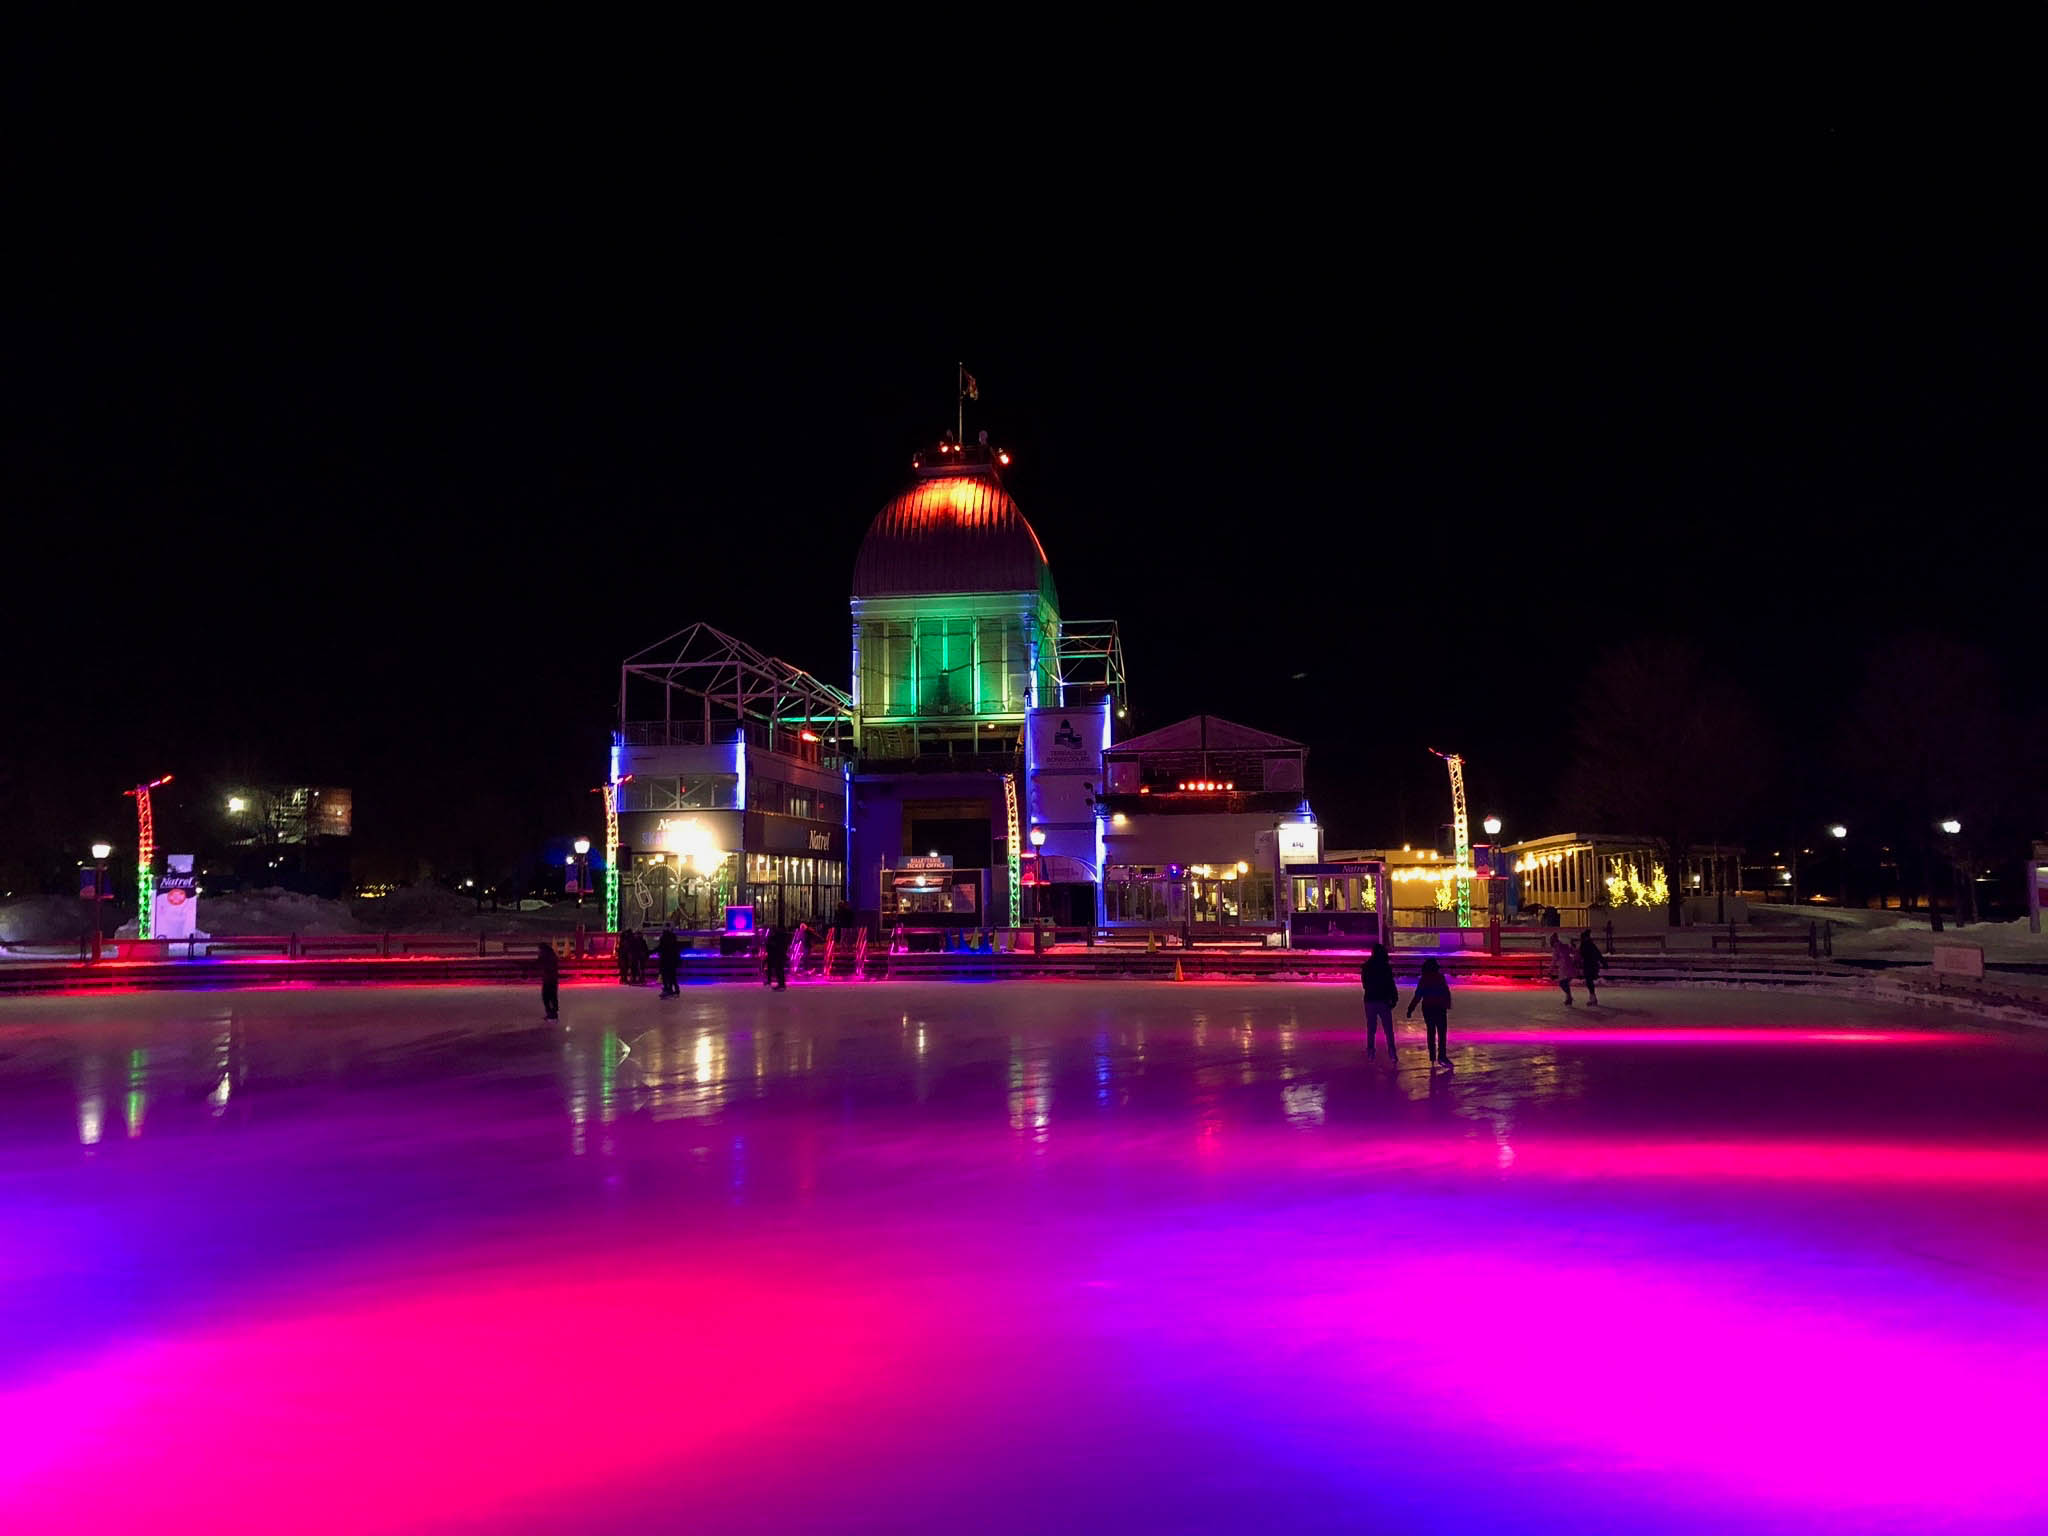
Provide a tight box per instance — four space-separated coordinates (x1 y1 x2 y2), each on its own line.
850 444 1063 759
847 440 1109 931
610 433 1123 939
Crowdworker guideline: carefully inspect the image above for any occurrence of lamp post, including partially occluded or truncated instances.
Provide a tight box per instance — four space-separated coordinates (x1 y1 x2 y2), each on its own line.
88 842 112 962
1482 815 1502 837
572 838 591 907
1939 820 1965 927
1828 824 1847 909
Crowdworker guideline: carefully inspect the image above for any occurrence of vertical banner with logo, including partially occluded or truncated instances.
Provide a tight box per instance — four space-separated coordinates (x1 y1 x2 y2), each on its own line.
1026 702 1109 874
154 854 200 940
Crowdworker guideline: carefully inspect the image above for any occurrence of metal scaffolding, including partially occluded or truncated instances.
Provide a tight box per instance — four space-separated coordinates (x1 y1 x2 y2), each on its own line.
1055 619 1127 713
619 622 854 749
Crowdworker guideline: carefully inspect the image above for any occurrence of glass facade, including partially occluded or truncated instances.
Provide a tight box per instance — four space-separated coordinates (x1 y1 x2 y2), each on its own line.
742 854 845 928
1104 870 1277 926
858 614 1045 719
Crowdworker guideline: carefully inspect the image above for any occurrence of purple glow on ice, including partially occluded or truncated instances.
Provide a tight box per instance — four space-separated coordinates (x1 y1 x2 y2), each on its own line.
2 981 2044 1533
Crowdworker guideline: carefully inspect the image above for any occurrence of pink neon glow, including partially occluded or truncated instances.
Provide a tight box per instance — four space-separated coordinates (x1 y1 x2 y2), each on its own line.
1137 1240 2048 1523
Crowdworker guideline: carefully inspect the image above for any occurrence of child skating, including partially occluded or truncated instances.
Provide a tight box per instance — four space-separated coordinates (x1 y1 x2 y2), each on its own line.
1407 956 1454 1071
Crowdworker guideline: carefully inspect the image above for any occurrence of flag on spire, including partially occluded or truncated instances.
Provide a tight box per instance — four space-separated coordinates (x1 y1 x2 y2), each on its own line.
959 366 979 402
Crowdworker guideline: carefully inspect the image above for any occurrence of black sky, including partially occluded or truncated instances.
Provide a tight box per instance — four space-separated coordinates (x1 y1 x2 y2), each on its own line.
5 125 2042 882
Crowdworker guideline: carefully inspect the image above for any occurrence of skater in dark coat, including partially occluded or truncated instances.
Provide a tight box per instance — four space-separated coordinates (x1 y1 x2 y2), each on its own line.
762 925 789 991
615 931 632 985
1577 929 1603 1005
536 942 561 1021
655 927 681 997
627 929 648 985
1407 956 1454 1070
1360 943 1399 1061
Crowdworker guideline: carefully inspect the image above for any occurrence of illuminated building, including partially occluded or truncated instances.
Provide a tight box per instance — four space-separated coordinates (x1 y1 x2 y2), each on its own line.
848 438 1122 931
614 625 850 932
1501 833 1745 929
1097 716 1322 935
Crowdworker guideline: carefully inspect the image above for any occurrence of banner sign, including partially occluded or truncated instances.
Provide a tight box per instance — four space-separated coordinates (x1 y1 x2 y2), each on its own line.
154 854 199 940
1028 703 1107 778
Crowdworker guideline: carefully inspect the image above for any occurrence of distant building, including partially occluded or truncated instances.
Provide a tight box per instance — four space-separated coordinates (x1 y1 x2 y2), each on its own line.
224 786 352 845
1501 833 1744 928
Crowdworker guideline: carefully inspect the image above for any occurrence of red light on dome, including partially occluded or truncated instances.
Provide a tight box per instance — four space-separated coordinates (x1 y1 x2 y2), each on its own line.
998 452 1011 465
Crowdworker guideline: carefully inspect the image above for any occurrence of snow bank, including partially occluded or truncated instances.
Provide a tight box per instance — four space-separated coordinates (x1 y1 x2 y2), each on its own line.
0 895 93 946
1834 914 2048 963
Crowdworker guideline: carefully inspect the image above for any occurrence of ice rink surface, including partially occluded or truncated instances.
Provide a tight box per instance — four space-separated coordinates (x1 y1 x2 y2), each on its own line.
4 978 2047 1534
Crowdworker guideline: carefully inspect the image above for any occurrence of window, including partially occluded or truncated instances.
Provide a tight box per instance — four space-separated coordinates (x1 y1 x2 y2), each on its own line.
619 775 739 812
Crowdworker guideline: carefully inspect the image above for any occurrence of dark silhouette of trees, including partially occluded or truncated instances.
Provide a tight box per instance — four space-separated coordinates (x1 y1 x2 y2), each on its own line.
1567 641 1771 927
1836 636 2017 932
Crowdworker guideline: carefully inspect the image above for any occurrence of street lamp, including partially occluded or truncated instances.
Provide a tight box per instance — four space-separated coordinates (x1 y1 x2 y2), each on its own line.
1940 819 1962 835
1829 824 1848 908
227 796 248 814
87 842 112 962
1482 815 1502 837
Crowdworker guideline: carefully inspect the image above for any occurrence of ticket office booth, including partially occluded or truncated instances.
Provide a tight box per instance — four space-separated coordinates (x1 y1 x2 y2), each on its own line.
880 860 988 930
1286 862 1390 948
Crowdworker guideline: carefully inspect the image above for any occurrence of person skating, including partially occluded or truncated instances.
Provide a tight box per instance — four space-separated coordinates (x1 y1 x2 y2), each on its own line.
1361 942 1399 1061
615 930 632 986
1551 931 1578 1005
1407 957 1454 1069
762 924 789 991
655 926 681 998
536 941 561 1022
1577 928 1603 1005
627 929 648 985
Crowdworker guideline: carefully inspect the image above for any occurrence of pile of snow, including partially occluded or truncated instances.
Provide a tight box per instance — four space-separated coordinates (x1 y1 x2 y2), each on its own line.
1833 914 2048 963
351 887 592 934
357 884 480 931
0 895 96 946
115 888 364 938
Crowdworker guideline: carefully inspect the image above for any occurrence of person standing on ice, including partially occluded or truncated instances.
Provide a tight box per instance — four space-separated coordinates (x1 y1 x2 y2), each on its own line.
656 926 681 998
536 941 561 1022
762 924 789 991
627 928 648 985
1551 931 1578 1005
1577 928 1603 1005
1361 942 1399 1061
1407 957 1454 1070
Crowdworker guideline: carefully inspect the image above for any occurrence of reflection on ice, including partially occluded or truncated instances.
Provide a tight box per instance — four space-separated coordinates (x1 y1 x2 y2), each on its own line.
9 981 2044 1535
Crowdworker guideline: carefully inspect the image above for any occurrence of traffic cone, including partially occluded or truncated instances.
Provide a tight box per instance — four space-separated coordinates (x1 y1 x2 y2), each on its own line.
1174 957 1184 983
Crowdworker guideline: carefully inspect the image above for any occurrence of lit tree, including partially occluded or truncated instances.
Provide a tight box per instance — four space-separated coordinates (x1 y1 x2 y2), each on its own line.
1568 641 1769 927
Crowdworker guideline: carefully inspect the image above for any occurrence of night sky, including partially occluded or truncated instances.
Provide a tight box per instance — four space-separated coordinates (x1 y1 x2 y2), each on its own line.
5 130 2041 884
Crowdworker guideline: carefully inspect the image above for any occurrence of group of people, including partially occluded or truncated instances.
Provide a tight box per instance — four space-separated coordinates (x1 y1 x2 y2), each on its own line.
1358 928 1610 1066
1550 929 1604 1004
611 927 686 995
1359 945 1457 1070
609 924 799 996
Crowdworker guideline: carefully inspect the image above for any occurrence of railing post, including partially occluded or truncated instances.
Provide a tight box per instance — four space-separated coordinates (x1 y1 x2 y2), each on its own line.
289 931 299 959
381 931 392 958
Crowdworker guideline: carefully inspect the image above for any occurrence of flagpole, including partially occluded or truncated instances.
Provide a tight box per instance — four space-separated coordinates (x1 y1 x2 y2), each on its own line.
956 360 964 445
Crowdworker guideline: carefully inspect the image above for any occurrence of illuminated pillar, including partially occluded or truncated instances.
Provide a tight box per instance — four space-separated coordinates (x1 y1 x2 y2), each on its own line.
124 775 171 940
1003 772 1022 928
603 781 621 933
1432 751 1471 928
